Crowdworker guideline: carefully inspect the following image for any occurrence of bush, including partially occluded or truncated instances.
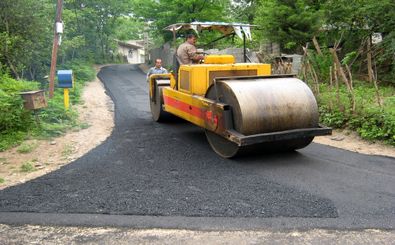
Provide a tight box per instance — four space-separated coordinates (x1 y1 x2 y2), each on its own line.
60 60 96 83
0 74 39 150
318 81 395 145
0 62 96 151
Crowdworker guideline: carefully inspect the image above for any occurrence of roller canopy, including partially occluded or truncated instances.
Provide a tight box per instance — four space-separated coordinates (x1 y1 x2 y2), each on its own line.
163 22 255 40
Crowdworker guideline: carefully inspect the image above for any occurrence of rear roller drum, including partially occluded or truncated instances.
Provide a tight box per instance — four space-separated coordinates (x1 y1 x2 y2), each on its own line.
150 84 171 122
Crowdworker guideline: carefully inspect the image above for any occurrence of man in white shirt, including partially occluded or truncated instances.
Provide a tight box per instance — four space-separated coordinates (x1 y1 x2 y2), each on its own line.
146 58 168 82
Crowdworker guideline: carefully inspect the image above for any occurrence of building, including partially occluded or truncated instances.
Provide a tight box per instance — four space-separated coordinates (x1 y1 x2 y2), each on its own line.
117 40 145 64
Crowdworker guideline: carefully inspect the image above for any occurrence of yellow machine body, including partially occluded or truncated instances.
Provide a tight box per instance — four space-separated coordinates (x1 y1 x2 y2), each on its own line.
204 55 235 64
149 54 331 158
161 58 270 127
175 62 270 96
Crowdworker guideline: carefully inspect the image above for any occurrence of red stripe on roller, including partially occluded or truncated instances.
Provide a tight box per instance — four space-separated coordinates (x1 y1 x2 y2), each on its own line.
163 95 205 119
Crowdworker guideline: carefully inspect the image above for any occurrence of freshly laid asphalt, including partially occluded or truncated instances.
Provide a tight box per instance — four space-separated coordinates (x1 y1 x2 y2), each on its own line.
0 64 394 230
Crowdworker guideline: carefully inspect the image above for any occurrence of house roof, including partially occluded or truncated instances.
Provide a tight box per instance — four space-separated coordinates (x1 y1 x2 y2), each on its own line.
117 40 144 49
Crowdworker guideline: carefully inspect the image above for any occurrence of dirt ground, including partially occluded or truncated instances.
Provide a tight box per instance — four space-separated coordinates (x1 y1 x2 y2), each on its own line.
0 67 114 190
0 66 394 190
314 129 395 158
0 224 394 244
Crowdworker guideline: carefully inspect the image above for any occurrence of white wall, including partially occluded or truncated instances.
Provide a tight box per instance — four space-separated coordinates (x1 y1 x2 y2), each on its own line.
117 45 145 64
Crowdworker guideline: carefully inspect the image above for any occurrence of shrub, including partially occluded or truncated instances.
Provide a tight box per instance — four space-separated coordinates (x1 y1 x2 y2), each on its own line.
17 141 38 153
60 60 96 84
0 74 39 150
20 162 36 172
0 61 95 151
318 81 395 145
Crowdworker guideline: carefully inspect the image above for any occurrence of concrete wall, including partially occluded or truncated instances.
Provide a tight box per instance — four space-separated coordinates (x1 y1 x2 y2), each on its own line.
149 43 175 68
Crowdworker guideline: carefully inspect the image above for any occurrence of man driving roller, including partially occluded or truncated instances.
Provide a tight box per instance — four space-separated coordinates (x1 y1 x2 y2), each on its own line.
176 33 204 64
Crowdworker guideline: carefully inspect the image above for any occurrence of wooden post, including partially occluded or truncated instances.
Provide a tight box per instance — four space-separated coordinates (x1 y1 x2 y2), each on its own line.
172 27 176 47
49 0 64 98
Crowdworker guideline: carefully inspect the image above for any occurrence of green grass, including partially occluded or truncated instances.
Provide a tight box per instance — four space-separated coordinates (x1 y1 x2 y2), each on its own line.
0 62 96 152
316 80 395 145
0 178 4 184
0 131 27 152
20 162 36 172
17 141 38 153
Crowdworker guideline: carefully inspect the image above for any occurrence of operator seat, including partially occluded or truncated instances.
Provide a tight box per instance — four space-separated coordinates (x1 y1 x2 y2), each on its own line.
172 53 181 89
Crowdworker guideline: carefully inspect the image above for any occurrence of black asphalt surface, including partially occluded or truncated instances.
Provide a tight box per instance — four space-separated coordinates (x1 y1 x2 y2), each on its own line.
0 64 394 229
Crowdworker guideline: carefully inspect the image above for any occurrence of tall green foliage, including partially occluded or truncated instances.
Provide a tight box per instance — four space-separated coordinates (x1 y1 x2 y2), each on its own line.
0 0 52 81
61 0 134 63
131 0 230 43
253 0 395 83
321 0 395 83
254 0 322 52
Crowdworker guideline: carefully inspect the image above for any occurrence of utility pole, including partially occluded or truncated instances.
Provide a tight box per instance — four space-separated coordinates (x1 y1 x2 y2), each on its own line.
48 0 64 98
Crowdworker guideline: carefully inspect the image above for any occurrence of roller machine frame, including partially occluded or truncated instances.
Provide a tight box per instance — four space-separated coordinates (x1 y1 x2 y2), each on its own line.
149 22 331 158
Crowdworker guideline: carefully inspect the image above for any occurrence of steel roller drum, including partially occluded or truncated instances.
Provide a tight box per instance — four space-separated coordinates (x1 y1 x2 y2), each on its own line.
205 77 318 157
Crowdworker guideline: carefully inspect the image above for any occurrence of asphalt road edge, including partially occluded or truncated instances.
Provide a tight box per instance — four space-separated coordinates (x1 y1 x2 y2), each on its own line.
0 212 393 231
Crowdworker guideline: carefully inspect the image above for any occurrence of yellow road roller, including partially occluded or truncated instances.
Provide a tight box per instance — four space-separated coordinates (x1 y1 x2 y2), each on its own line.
149 22 331 158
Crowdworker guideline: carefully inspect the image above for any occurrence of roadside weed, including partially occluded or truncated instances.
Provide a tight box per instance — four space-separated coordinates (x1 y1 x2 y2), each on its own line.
17 141 38 154
20 162 36 172
79 122 90 129
62 144 74 158
0 178 4 184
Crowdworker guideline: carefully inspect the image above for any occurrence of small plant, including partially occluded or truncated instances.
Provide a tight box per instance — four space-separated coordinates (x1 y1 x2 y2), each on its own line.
62 144 74 158
0 178 4 184
20 162 36 172
17 141 38 154
79 122 90 129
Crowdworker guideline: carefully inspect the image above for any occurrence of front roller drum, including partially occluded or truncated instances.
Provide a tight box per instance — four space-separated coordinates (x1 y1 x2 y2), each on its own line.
205 130 314 158
205 130 240 158
204 77 319 158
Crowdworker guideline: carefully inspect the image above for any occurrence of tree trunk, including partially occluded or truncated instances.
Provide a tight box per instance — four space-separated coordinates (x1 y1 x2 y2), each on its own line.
312 36 323 55
367 36 374 83
333 63 343 112
330 48 350 90
4 18 21 79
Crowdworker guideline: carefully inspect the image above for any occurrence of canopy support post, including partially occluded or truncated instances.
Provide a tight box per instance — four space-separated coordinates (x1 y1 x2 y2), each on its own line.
243 31 247 63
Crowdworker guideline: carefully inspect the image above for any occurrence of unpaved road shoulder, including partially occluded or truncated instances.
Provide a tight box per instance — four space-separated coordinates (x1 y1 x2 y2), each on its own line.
0 225 394 244
0 74 114 190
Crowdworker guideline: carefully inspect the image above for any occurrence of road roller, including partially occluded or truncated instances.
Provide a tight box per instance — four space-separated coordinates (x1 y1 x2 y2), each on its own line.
149 22 332 158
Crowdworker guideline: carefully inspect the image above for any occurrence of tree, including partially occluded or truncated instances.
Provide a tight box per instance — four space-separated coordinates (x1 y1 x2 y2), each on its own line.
132 0 230 43
254 0 323 53
0 0 52 80
62 0 134 62
231 0 257 23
